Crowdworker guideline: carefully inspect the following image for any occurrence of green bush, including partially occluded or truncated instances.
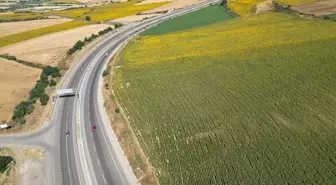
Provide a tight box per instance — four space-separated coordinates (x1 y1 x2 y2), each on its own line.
12 101 35 121
49 79 56 86
40 94 49 105
115 107 120 113
0 156 14 173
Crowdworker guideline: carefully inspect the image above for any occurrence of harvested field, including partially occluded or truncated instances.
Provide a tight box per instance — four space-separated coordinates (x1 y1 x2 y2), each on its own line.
0 20 88 47
0 58 41 122
256 0 274 13
277 0 319 5
113 12 336 184
291 0 336 16
142 5 234 35
136 0 173 5
0 24 110 66
143 0 207 14
0 18 72 37
53 0 168 21
0 12 47 22
110 14 160 24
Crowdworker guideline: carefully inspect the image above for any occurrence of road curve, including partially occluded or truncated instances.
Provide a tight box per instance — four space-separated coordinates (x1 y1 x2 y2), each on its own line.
0 1 220 185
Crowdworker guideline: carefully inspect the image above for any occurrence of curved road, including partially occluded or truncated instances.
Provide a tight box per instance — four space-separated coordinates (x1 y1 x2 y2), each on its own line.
0 1 219 185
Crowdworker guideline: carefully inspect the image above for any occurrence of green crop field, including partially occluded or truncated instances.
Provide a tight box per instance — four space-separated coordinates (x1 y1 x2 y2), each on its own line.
112 12 336 184
52 0 168 21
0 20 88 47
142 5 234 36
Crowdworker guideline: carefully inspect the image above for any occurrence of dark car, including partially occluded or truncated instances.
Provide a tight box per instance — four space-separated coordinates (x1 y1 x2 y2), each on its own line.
66 131 70 137
92 125 97 131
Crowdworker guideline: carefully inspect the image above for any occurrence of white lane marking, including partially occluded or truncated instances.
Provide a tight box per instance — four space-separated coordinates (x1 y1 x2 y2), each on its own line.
93 145 96 152
102 175 107 184
90 132 93 139
97 159 101 167
66 132 73 185
65 101 73 185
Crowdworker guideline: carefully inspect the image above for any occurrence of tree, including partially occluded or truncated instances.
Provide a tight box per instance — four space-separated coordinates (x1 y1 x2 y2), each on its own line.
40 94 49 105
49 79 56 86
115 107 120 113
85 16 91 21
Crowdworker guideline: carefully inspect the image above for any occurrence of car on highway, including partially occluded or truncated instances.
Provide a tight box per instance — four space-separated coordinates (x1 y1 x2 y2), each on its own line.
92 125 97 131
66 131 70 137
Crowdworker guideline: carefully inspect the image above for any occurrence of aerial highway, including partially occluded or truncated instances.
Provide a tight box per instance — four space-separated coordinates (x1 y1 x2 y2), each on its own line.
0 1 219 185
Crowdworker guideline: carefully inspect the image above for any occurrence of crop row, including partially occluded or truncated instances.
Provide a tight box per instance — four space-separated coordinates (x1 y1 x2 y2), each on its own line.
113 13 336 184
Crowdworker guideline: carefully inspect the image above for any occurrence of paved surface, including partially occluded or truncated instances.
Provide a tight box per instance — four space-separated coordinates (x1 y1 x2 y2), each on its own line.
0 1 219 185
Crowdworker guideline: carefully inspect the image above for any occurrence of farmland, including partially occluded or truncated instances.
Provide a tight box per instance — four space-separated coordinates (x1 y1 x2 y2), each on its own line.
0 58 41 122
0 24 110 66
0 12 47 22
112 12 336 184
277 0 319 5
0 20 88 47
228 0 265 16
52 0 168 21
142 5 234 35
0 18 71 37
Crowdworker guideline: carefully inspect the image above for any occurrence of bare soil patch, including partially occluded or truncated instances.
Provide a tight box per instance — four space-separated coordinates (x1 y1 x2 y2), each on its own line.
109 14 160 24
0 24 111 67
291 0 336 16
0 148 45 185
0 58 41 123
256 0 274 13
143 0 208 14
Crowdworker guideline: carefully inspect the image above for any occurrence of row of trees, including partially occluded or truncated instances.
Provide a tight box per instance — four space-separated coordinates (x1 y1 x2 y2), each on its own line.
12 66 61 124
67 26 117 55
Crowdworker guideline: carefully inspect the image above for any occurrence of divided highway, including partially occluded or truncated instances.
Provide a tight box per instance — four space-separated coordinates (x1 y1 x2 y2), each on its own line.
55 1 220 184
0 1 219 185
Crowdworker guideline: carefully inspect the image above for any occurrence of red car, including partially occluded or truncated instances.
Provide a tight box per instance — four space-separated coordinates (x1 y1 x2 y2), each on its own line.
92 125 97 131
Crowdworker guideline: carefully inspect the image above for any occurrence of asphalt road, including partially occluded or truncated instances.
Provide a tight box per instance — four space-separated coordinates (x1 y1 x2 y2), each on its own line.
0 1 220 185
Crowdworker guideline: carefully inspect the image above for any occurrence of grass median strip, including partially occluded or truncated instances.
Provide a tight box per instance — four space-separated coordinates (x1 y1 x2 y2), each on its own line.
0 20 88 47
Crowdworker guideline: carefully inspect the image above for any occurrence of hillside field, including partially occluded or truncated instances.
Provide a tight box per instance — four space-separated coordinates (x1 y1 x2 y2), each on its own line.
142 5 234 35
52 0 168 21
112 12 336 184
0 20 88 47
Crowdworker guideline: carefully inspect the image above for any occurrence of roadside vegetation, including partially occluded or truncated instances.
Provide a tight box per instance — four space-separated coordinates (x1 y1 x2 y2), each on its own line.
0 54 45 69
113 12 336 184
0 156 14 173
52 0 168 21
0 20 88 47
12 66 61 124
142 5 234 36
67 26 115 55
